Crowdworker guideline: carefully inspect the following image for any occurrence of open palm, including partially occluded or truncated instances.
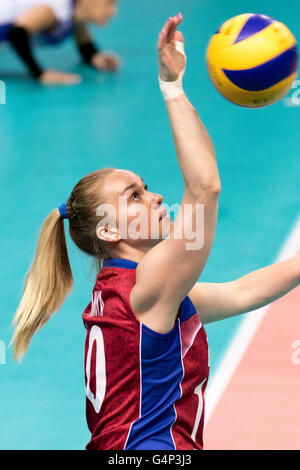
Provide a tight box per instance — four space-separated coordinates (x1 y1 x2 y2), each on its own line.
157 13 186 82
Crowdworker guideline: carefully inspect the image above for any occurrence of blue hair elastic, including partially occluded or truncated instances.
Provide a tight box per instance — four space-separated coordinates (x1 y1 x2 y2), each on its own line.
58 203 68 220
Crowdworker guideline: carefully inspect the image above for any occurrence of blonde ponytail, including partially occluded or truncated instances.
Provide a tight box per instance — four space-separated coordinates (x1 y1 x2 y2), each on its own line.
11 209 73 361
11 167 115 361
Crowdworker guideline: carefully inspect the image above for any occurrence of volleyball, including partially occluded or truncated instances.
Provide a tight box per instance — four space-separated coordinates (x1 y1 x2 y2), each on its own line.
206 13 298 108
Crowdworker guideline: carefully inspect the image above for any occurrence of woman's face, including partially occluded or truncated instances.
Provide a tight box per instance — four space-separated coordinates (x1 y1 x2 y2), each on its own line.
86 0 118 25
97 169 172 249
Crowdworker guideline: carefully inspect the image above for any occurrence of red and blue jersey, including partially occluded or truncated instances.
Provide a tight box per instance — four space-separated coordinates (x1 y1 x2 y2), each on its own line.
82 258 210 450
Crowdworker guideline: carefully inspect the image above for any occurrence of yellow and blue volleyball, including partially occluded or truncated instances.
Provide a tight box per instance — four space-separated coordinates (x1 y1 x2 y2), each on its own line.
206 13 298 108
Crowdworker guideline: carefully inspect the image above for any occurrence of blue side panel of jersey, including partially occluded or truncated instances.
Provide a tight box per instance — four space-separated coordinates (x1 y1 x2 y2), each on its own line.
125 322 183 450
0 23 11 42
179 296 197 323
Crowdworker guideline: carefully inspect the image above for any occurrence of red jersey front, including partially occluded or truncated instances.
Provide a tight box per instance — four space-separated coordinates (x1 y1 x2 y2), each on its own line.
82 258 210 450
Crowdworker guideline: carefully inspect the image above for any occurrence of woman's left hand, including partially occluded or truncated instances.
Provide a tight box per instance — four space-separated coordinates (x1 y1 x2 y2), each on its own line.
157 13 185 82
91 52 120 71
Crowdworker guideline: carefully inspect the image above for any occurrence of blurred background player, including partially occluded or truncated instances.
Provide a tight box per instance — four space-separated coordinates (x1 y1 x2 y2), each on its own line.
0 0 119 85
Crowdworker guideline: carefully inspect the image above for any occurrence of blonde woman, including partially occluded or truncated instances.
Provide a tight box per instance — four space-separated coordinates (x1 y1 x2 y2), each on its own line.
0 0 119 85
11 14 300 450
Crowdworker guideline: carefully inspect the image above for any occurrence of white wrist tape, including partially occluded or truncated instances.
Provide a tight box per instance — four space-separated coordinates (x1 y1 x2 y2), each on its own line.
158 40 186 101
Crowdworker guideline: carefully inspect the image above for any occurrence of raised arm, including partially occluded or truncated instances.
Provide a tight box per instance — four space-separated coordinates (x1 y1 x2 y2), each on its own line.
189 255 300 324
130 14 221 333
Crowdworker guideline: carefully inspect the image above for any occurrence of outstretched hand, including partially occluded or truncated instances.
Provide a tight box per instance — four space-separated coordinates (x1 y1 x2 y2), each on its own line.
91 52 120 72
39 70 82 85
157 13 186 82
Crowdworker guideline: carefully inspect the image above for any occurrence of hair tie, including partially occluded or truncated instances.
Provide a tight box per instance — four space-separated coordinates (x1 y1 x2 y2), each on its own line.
58 203 68 220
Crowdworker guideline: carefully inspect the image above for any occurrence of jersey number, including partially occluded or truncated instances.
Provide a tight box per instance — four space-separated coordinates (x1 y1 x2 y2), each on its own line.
85 325 106 413
191 378 206 442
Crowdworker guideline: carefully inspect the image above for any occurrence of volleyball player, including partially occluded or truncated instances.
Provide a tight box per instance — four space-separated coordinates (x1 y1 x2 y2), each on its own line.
11 14 300 450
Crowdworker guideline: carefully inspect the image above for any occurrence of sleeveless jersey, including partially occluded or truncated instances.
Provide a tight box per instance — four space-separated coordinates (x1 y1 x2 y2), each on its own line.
0 0 74 44
82 258 210 450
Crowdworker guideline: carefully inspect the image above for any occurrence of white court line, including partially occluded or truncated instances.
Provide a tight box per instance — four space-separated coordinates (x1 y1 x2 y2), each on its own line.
205 215 300 424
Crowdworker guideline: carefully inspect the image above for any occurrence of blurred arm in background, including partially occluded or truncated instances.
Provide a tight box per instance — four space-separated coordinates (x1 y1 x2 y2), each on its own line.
74 22 120 72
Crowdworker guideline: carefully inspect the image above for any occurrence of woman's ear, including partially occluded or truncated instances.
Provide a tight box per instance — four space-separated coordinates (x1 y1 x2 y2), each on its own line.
96 224 121 243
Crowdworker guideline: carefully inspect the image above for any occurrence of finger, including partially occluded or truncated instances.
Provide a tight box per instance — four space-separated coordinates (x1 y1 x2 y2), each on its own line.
163 17 182 45
105 57 119 69
162 16 175 36
166 13 183 43
102 53 119 64
106 63 118 71
174 12 183 25
108 56 120 66
66 75 82 84
101 63 117 72
166 19 177 43
158 16 175 50
71 75 82 83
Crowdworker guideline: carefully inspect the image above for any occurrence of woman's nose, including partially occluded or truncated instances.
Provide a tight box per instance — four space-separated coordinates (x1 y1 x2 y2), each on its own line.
152 193 164 205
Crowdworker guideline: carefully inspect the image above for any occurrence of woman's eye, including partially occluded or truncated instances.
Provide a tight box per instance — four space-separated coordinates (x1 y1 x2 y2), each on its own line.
131 192 139 201
131 185 148 201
